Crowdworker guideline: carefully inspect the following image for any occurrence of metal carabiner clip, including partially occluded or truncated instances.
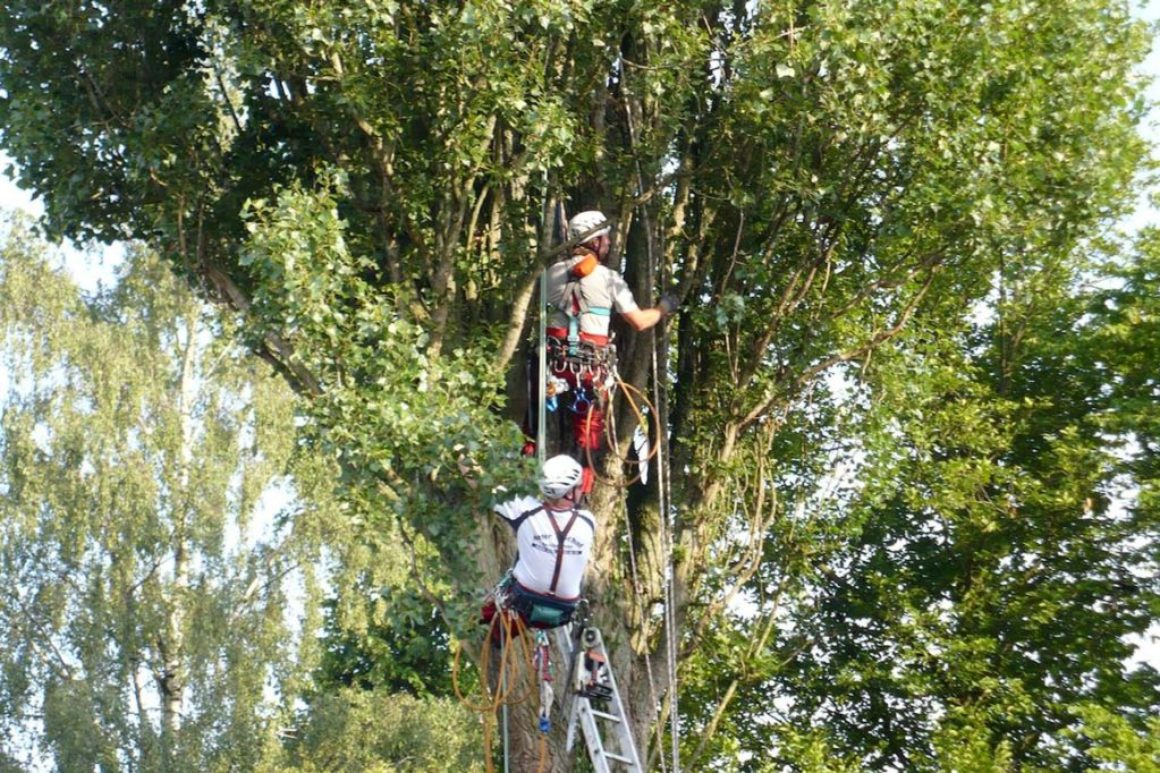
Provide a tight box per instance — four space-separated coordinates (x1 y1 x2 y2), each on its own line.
571 389 592 416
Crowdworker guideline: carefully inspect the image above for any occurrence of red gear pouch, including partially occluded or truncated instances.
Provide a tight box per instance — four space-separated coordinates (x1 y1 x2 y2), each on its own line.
575 406 604 451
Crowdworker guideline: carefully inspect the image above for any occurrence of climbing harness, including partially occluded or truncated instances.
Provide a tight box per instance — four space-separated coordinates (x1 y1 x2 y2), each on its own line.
555 249 614 357
491 573 579 630
547 336 618 385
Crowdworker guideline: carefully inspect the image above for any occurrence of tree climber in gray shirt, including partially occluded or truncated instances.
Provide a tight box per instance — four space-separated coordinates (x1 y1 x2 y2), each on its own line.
529 210 678 493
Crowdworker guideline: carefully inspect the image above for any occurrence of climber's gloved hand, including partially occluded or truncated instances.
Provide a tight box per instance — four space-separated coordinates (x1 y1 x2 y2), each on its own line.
658 292 680 317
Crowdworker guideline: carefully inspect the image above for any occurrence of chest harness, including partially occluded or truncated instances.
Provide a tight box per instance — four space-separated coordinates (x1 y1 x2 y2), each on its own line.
554 250 612 357
513 505 583 595
501 505 592 629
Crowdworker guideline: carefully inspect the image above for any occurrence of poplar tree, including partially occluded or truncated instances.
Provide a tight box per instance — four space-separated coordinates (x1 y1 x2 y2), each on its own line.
681 228 1160 770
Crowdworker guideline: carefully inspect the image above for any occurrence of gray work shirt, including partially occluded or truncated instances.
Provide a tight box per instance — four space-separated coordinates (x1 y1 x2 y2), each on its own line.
546 255 640 340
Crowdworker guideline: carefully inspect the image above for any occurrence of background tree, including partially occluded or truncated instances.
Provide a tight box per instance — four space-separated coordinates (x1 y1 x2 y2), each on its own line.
276 690 484 773
0 216 337 770
1 0 1156 768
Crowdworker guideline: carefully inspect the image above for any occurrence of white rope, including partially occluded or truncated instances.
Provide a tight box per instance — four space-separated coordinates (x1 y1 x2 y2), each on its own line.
653 342 681 773
621 55 681 772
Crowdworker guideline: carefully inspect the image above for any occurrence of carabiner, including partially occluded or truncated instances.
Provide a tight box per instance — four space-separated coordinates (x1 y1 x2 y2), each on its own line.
571 389 593 416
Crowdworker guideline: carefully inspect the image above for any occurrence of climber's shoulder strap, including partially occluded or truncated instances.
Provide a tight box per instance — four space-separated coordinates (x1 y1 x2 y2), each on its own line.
554 265 612 354
575 510 596 534
510 505 593 595
510 505 544 531
547 507 581 594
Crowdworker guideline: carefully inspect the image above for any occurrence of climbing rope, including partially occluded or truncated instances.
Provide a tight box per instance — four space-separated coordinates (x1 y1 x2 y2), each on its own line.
621 50 682 771
453 604 552 773
653 336 681 773
617 451 670 773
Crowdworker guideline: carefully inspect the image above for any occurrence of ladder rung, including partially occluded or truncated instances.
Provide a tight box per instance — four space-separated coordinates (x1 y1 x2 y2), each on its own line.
590 709 620 722
601 752 633 764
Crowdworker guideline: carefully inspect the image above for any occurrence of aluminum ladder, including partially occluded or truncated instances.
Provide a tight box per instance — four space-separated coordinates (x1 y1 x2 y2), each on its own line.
557 625 643 772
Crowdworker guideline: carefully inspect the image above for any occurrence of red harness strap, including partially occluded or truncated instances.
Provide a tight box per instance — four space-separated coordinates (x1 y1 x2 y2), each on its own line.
547 326 611 347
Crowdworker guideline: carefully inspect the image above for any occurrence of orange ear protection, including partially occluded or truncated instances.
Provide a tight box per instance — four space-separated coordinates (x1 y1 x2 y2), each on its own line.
570 253 599 278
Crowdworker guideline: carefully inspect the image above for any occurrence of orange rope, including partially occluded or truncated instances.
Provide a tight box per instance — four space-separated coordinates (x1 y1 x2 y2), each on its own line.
583 375 661 487
453 601 555 772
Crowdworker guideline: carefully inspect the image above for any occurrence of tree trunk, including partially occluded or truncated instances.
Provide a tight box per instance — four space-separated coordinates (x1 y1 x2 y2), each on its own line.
160 312 197 755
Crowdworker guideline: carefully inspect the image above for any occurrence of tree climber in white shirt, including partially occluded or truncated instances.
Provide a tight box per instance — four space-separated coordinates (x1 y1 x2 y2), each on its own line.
482 455 596 629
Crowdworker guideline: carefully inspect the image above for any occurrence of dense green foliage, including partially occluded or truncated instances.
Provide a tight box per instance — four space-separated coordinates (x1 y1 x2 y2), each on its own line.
315 594 458 696
674 283 1160 768
278 689 484 773
684 229 1160 770
1 0 1157 769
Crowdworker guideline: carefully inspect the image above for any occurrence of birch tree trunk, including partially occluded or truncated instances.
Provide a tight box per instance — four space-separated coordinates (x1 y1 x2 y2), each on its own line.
160 311 198 750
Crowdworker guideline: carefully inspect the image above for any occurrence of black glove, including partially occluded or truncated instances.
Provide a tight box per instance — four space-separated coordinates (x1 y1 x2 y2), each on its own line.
658 292 680 316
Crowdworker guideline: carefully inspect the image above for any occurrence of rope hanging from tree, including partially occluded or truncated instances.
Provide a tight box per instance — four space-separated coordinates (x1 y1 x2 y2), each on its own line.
621 53 683 773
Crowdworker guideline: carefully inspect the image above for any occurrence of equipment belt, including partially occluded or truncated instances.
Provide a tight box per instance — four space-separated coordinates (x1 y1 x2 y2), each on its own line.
547 327 610 347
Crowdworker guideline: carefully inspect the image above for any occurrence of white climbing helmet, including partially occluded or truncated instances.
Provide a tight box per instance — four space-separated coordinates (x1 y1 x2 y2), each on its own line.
568 210 610 242
540 454 583 499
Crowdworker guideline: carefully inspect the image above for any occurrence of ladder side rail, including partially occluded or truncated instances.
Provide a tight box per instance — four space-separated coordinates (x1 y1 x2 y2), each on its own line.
579 699 613 773
595 637 644 771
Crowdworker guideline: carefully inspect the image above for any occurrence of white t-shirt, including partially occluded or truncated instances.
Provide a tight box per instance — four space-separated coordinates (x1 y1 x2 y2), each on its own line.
493 494 596 599
546 255 640 339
